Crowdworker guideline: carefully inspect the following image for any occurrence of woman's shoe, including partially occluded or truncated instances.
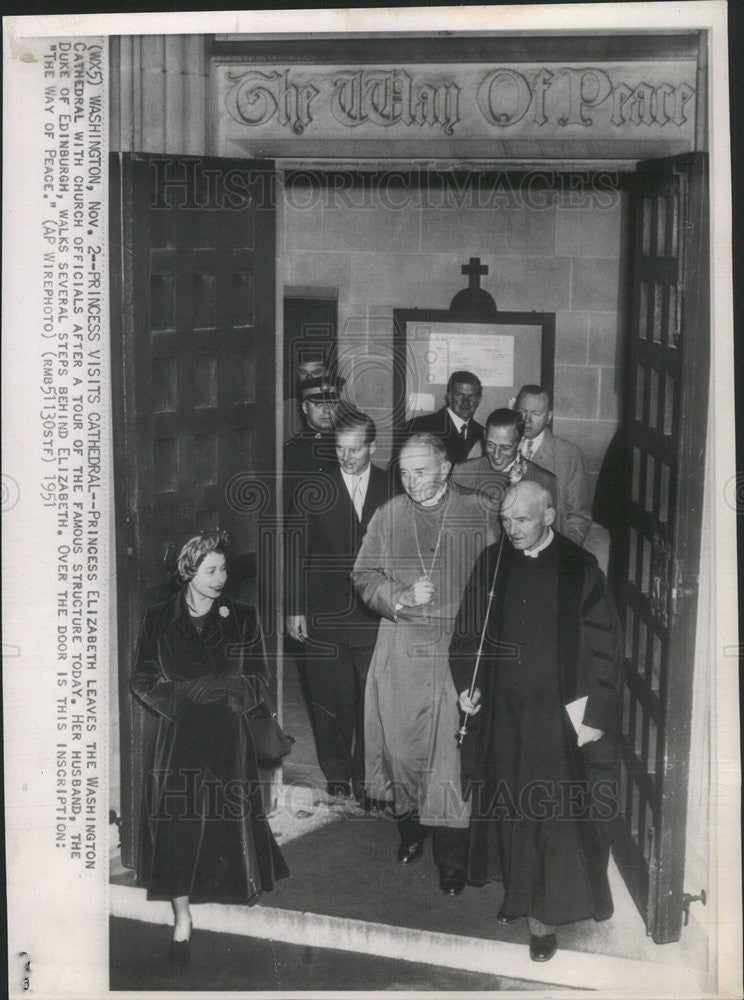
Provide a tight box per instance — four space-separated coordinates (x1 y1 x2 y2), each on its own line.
169 920 192 969
169 937 191 968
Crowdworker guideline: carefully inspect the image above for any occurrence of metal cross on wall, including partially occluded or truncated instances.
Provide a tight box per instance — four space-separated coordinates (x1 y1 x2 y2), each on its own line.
449 256 497 316
461 257 489 288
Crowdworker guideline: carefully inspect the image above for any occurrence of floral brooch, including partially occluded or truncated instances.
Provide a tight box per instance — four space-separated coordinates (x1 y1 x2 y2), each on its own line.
219 605 230 618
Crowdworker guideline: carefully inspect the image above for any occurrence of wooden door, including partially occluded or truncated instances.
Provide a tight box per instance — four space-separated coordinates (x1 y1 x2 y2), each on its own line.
110 153 276 867
612 153 709 943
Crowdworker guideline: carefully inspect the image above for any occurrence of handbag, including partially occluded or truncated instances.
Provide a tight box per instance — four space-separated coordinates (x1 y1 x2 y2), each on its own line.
245 683 294 766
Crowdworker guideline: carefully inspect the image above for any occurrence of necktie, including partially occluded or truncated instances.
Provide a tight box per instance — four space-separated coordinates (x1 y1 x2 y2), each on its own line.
524 439 534 460
460 423 468 440
351 477 363 521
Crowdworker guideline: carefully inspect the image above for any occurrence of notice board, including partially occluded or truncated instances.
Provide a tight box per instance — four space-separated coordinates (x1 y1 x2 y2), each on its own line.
392 310 555 430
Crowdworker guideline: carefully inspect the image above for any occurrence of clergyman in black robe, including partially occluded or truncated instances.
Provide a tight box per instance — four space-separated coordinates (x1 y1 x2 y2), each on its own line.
449 480 622 963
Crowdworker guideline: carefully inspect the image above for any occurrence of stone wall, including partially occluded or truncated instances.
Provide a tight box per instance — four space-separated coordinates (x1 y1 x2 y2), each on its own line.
281 171 630 495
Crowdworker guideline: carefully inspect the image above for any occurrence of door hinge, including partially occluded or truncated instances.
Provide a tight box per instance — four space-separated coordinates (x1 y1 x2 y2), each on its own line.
671 572 698 614
681 889 706 926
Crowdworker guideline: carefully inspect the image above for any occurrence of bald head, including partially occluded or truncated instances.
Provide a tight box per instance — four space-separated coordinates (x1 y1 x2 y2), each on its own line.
503 480 552 512
501 481 555 550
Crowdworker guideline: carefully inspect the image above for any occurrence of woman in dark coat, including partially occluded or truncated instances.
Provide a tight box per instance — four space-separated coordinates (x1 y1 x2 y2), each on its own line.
130 531 289 965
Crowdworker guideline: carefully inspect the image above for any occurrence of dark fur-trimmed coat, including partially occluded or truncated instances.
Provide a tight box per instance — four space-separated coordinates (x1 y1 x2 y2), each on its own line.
130 592 288 903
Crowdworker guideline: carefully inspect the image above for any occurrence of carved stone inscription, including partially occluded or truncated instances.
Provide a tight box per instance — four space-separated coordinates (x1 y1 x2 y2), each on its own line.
217 61 696 144
476 67 694 129
224 68 460 136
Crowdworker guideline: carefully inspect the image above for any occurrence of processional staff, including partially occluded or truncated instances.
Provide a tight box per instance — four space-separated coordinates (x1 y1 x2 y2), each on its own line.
456 532 505 747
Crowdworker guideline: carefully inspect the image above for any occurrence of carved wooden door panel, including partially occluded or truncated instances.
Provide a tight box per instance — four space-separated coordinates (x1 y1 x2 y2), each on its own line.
110 153 276 867
612 153 709 943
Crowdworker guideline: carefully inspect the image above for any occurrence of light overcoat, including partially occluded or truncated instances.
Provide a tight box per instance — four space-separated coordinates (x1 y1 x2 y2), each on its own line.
530 427 592 544
352 485 497 824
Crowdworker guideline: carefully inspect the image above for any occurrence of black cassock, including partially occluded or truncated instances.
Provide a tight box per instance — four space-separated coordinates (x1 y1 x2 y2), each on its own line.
450 532 622 926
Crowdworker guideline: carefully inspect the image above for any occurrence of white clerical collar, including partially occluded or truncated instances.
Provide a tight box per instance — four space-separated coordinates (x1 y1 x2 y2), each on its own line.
521 429 545 456
447 408 468 433
340 463 371 494
523 527 554 558
418 482 449 507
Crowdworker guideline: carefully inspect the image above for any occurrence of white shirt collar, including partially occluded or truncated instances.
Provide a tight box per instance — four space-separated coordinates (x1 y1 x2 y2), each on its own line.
521 429 545 456
341 463 371 495
523 527 554 558
447 408 467 433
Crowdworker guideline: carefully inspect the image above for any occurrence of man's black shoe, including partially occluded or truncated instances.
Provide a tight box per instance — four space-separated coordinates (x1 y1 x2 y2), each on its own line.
439 867 466 895
396 840 425 864
496 905 520 925
529 933 558 962
357 793 389 813
327 780 352 798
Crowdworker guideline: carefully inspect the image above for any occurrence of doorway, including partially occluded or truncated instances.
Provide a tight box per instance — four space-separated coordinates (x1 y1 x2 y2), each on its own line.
112 156 709 946
272 161 710 944
282 289 338 441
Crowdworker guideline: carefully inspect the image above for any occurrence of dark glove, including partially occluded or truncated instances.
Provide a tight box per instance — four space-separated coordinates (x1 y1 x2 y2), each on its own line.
187 675 249 704
216 676 246 695
223 676 259 715
187 676 229 704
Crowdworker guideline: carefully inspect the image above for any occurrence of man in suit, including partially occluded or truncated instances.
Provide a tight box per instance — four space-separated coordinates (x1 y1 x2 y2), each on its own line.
451 408 558 510
515 384 592 545
450 481 622 962
396 370 485 470
286 409 391 800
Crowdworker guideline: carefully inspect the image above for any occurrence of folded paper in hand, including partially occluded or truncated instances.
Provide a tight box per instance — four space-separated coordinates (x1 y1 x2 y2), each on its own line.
565 695 588 734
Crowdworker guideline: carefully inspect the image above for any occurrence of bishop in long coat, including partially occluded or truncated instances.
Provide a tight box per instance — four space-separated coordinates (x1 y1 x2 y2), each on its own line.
352 434 497 878
450 481 622 954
